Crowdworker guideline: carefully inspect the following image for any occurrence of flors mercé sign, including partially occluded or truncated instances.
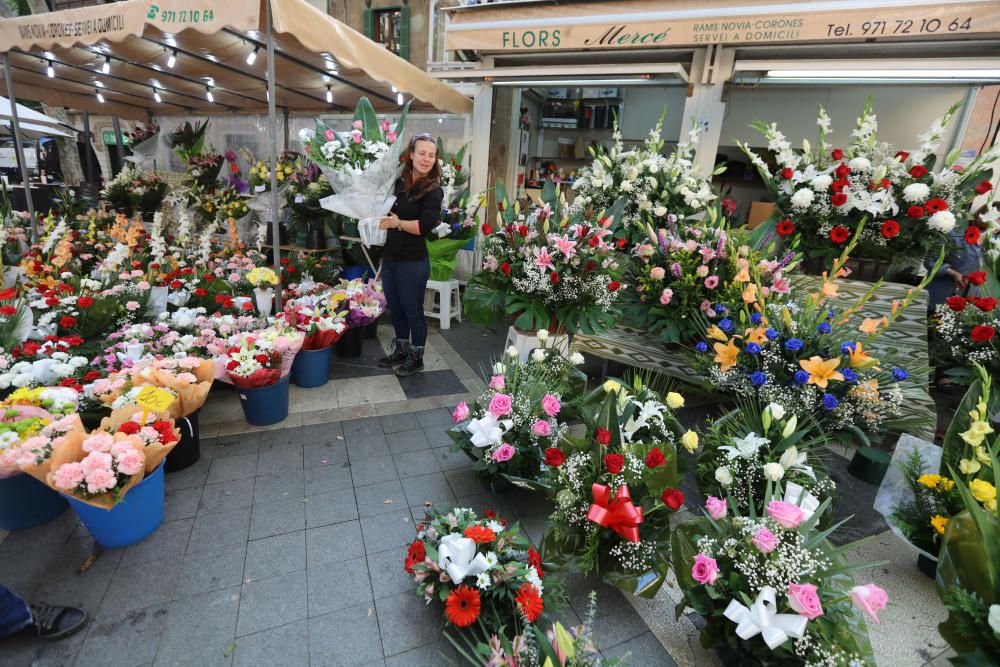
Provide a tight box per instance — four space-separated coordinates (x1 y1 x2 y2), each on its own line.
446 4 1000 51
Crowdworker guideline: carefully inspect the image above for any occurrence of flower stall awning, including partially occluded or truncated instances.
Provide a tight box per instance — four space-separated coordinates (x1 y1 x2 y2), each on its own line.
0 0 473 121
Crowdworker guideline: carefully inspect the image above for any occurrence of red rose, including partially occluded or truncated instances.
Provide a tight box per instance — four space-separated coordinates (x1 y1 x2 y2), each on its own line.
77 296 94 308
607 281 621 292
925 199 948 213
895 151 910 161
518 225 529 237
255 354 270 364
500 262 511 276
150 263 161 270
131 260 142 269
780 167 793 179
482 223 493 236
616 237 627 249
194 288 207 296
971 325 996 342
585 260 598 272
830 192 848 207
661 488 684 511
834 163 851 179
880 220 900 239
907 206 925 219
286 266 296 274
831 149 844 160
975 180 993 195
644 448 665 468
242 301 255 311
965 226 981 245
909 164 928 178
58 380 82 393
214 295 227 304
45 297 59 307
170 280 183 289
0 306 15 316
117 421 141 435
829 226 850 244
595 428 611 446
549 272 559 285
604 454 624 474
830 178 847 191
59 316 77 329
588 236 600 248
203 273 215 281
280 258 290 265
975 297 997 312
776 220 795 237
945 296 967 312
544 448 566 467
967 272 988 286
82 371 102 382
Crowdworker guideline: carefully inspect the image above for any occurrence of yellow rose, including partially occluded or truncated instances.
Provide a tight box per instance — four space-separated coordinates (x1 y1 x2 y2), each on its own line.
666 392 684 410
970 480 997 505
960 458 982 476
681 430 699 453
930 515 948 535
938 478 955 492
917 474 942 490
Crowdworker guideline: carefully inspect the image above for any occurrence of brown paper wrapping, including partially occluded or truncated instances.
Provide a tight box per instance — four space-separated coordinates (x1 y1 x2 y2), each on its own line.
120 360 216 418
44 431 146 510
98 407 182 473
17 413 86 485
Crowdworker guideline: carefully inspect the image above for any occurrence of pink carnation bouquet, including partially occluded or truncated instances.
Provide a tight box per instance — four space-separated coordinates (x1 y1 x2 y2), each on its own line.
46 429 151 509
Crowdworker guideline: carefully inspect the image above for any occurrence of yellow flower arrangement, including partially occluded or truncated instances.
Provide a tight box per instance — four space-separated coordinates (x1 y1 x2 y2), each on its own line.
930 515 949 535
918 474 944 489
970 479 997 510
246 267 280 287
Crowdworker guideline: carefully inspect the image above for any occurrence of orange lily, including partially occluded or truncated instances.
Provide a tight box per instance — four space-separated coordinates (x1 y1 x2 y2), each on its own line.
799 356 845 389
847 341 880 370
714 338 740 372
745 327 768 346
742 284 758 304
706 325 728 342
859 317 887 335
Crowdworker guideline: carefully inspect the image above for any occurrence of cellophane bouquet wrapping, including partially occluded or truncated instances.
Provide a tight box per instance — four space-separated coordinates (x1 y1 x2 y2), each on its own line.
0 387 82 479
283 292 348 350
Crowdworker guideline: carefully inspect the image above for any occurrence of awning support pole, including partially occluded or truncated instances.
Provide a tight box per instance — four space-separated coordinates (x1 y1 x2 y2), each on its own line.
266 0 282 311
111 116 126 174
82 112 95 184
2 53 37 243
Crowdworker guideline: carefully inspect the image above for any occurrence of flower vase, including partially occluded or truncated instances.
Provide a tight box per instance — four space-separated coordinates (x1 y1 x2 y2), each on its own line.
238 377 290 426
253 287 274 317
64 462 165 548
164 410 201 473
0 473 67 531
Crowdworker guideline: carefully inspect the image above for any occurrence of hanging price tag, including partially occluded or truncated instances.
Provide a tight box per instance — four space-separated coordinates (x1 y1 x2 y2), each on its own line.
135 386 176 413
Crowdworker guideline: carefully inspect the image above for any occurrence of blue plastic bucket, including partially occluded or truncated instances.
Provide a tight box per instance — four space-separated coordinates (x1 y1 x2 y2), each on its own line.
238 376 290 426
64 462 165 548
343 265 374 281
0 473 67 531
291 346 333 388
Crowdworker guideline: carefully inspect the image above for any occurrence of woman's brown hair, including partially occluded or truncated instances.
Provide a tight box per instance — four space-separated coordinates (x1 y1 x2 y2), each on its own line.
401 134 441 199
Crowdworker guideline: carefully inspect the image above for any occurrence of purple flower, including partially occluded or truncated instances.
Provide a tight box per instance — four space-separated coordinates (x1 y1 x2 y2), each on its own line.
671 263 682 279
224 150 237 162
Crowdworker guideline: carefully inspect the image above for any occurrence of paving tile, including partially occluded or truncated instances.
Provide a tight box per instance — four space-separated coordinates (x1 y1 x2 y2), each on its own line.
233 619 309 667
342 417 384 438
301 421 345 443
355 479 407 517
259 427 304 449
164 486 202 521
253 470 304 505
306 520 365 569
415 408 455 429
384 641 458 667
603 631 679 666
307 556 373 616
400 472 456 508
174 543 248 600
303 439 348 468
237 570 307 636
121 517 194 567
398 369 467 400
350 456 398 487
164 456 211 491
346 433 391 463
155 586 241 667
444 468 485 498
379 412 420 434
454 492 512 519
76 604 169 667
432 446 473 471
188 507 252 554
199 477 255 514
304 462 353 495
367 548 417 600
249 497 306 540
0 627 86 666
256 445 304 475
423 427 457 450
337 375 407 408
31 536 123 615
244 530 306 581
392 450 442 479
100 555 182 616
385 428 431 455
309 604 383 666
206 452 260 485
375 591 442 657
565 576 648 649
360 510 416 554
206 432 261 459
304 489 358 528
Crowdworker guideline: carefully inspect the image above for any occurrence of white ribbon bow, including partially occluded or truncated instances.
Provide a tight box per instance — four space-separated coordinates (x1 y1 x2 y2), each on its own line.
723 586 808 650
432 222 451 239
438 534 490 584
467 414 513 448
783 482 821 520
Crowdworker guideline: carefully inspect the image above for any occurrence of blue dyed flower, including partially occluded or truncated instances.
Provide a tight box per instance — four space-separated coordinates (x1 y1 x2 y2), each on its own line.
718 318 734 333
785 338 804 352
695 341 708 353
746 342 762 355
840 342 856 355
793 370 809 384
714 304 727 313
750 312 763 325
750 371 767 386
892 368 909 381
822 393 839 411
842 368 858 383
765 328 779 341
828 309 836 320
817 322 832 334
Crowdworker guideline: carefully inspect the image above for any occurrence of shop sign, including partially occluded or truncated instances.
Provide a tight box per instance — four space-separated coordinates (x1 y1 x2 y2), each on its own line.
445 2 1000 51
101 130 128 145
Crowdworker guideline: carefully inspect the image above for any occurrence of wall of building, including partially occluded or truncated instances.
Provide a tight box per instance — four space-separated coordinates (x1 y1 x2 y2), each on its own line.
326 0 430 72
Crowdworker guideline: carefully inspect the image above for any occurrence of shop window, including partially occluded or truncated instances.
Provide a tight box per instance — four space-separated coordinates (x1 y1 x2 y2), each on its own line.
363 7 410 61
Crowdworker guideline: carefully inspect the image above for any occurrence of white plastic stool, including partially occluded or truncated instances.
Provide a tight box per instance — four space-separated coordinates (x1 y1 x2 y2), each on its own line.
503 326 569 363
424 279 462 330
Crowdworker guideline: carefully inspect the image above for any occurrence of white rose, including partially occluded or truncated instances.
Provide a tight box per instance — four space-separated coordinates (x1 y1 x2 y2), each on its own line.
715 466 733 486
988 604 1000 635
902 183 930 203
493 362 506 375
766 403 785 420
848 157 871 172
0 374 10 389
536 328 549 343
763 462 785 482
506 346 519 359
531 349 546 363
790 188 814 209
621 181 634 192
810 174 832 191
653 206 667 217
927 210 956 233
569 352 585 366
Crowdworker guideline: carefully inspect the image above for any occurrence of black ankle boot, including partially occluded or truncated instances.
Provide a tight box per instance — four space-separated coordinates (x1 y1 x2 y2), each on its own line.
395 346 424 377
378 339 410 367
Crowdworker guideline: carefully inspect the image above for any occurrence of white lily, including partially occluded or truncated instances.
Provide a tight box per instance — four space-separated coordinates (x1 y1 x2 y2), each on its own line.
721 432 770 460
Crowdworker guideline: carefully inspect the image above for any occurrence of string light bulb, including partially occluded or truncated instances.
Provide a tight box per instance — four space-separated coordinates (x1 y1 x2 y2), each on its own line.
246 46 258 66
205 86 214 103
326 86 333 103
153 88 162 103
167 50 177 68
46 60 54 78
102 56 110 74
95 89 105 103
396 92 403 106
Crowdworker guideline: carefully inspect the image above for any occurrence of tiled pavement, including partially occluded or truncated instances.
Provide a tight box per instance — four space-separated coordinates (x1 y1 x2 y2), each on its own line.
0 408 675 667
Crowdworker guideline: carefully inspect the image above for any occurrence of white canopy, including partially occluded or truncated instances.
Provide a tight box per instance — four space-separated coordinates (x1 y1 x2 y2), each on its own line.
0 96 67 129
0 121 75 138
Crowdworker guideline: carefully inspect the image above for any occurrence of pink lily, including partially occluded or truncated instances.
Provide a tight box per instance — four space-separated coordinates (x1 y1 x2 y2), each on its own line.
555 236 576 258
534 247 556 272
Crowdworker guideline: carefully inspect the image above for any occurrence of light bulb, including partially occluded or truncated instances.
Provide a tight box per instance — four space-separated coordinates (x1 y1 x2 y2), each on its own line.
102 57 110 74
396 92 403 106
326 87 333 103
96 90 105 103
246 47 258 66
167 50 176 68
206 87 214 103
153 89 162 103
438 118 443 124
46 62 54 78
391 85 398 93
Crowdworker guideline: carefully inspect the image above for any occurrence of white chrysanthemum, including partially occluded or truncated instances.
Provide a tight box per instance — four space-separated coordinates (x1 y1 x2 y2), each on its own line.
763 462 785 482
569 352 585 366
902 183 930 203
927 210 956 233
790 188 814 209
848 157 871 172
810 174 833 191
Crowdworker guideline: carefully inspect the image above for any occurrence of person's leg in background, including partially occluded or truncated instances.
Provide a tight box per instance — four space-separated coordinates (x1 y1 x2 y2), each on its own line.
0 583 86 640
0 584 32 638
378 260 411 367
395 259 430 376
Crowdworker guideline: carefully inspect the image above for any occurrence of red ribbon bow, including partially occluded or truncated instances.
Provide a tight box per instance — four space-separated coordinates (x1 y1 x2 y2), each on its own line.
586 483 644 543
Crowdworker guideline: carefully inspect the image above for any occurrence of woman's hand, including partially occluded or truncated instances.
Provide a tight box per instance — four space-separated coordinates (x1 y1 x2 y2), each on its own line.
379 214 400 230
947 268 966 291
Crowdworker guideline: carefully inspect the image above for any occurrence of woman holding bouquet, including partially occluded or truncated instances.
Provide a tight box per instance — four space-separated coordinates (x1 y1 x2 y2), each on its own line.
378 133 444 376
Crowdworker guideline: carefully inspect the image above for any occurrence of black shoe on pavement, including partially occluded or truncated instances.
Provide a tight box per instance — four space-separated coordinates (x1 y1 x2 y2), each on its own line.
395 346 424 377
20 602 87 640
377 339 410 367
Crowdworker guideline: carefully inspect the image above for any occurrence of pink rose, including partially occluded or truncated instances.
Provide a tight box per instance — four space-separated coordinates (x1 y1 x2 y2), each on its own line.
52 462 85 490
125 301 141 312
649 267 665 280
704 276 719 289
452 401 469 423
491 443 516 462
540 393 561 417
352 120 363 130
691 554 719 585
767 500 806 529
85 467 117 494
381 119 390 132
531 419 551 437
488 393 513 417
851 584 888 624
752 528 779 553
351 131 362 144
82 432 114 453
659 288 673 305
115 448 145 476
705 496 727 520
787 583 824 620
324 129 337 141
387 131 398 143
229 273 242 282
81 451 112 475
489 375 505 390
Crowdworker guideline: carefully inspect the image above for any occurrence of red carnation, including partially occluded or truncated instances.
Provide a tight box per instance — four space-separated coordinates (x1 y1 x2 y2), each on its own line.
604 454 624 474
0 288 15 300
834 163 851 179
151 420 177 444
585 260 598 272
661 488 684 511
226 359 239 371
975 180 993 195
830 192 848 207
500 262 511 276
57 284 73 293
58 316 77 329
971 325 996 342
544 447 566 467
880 220 900 239
829 226 850 244
967 272 988 286
909 164 928 178
518 225 529 237
117 421 141 435
907 206 925 219
595 428 611 446
194 288 207 296
255 354 270 364
895 150 910 161
280 258 290 265
203 273 214 281
776 220 795 237
830 179 848 194
607 280 621 292
150 263 161 270
482 223 493 236
82 371 102 382
242 301 255 311
170 280 183 289
0 306 15 316
965 226 981 245
831 148 844 160
925 199 948 213
780 167 793 179
45 297 59 307
549 271 559 285
77 296 94 308
645 447 666 468
975 297 997 312
945 296 967 312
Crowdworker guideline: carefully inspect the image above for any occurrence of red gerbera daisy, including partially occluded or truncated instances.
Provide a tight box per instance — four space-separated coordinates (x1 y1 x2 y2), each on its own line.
445 586 481 627
404 540 426 574
776 220 795 237
528 547 544 578
463 524 497 544
829 226 850 244
925 198 949 214
880 220 900 239
515 583 544 623
965 226 981 245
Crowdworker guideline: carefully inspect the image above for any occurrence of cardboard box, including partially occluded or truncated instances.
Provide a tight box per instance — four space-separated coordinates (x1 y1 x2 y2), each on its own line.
747 201 776 230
